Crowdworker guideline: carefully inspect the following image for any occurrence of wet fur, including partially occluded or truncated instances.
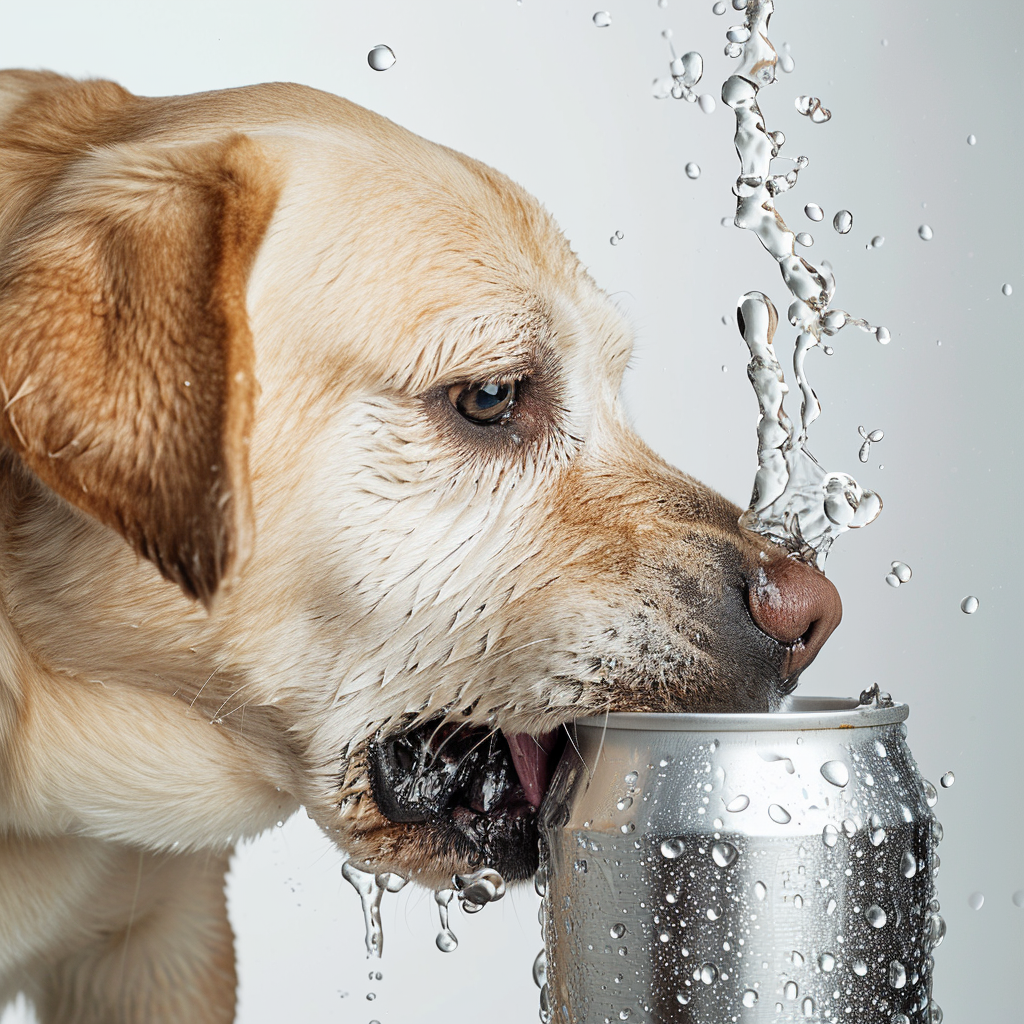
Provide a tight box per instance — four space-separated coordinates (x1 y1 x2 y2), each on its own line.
0 72 786 1022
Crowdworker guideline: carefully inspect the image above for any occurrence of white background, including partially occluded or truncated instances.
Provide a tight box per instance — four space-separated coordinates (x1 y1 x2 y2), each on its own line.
1 1 1021 1021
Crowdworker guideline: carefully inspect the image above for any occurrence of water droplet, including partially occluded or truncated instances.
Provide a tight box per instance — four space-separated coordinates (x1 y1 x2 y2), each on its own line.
833 209 853 234
793 893 803 909
727 25 751 43
619 822 635 834
685 162 701 179
794 95 831 122
660 838 685 859
918 224 934 240
784 980 799 1000
802 996 816 1016
968 891 985 910
875 326 891 344
434 889 458 952
706 904 723 920
609 230 624 246
742 989 758 1008
789 950 805 968
623 771 639 786
712 0 727 13
853 960 868 976
818 952 836 972
940 771 955 788
820 761 850 787
888 960 907 989
711 841 739 868
930 1004 945 1024
366 992 376 1001
593 11 612 27
720 364 728 373
900 850 917 878
922 779 939 807
700 963 718 985
1012 890 1024 908
769 803 792 824
870 825 887 846
533 949 547 988
1003 283 1013 296
804 203 824 222
726 794 750 813
822 824 839 848
753 880 768 900
610 923 626 939
842 818 857 837
724 41 743 58
699 93 716 114
961 595 980 614
865 904 887 928
796 231 814 246
891 561 912 582
367 45 396 71
618 1010 631 1021
885 573 901 587
926 910 947 947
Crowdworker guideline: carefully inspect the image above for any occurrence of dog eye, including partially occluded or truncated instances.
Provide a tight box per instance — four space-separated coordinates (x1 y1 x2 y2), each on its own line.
449 380 516 423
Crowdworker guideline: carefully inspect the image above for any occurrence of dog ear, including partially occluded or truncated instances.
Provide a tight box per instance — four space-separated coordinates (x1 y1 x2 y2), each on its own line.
0 131 278 606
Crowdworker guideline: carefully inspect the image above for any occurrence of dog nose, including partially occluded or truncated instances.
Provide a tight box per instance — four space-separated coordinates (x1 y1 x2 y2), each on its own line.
747 556 843 679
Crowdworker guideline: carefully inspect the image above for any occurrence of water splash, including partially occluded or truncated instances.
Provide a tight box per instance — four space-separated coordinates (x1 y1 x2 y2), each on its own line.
341 860 408 958
722 0 883 566
434 888 459 951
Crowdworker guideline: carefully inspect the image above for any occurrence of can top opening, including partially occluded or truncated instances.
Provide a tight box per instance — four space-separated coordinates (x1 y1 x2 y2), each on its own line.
573 696 908 733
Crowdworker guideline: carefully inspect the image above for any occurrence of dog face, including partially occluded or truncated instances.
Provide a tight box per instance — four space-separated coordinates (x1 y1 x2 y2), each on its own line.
0 73 840 888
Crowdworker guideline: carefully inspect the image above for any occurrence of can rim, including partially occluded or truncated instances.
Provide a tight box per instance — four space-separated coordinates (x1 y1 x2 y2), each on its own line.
572 696 908 732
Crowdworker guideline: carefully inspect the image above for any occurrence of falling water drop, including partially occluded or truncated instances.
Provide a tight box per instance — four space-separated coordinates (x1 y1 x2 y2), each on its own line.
727 25 751 43
804 203 824 221
833 210 853 234
967 133 977 145
713 0 727 12
699 93 716 114
685 162 701 179
592 11 612 27
1002 283 1013 296
918 224 934 240
875 326 891 344
940 771 955 788
434 889 459 952
1012 891 1024 908
961 595 980 614
724 41 743 58
870 235 885 248
795 232 813 246
968 892 985 910
366 45 396 71
891 561 912 583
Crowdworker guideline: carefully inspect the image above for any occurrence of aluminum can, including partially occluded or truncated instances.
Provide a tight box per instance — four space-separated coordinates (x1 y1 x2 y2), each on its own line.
538 697 944 1023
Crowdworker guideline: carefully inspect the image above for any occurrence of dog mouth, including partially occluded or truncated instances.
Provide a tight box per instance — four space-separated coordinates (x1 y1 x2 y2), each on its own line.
367 720 566 879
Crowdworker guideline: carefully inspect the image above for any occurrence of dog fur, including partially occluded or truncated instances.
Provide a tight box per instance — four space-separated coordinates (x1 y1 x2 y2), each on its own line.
0 71 825 1022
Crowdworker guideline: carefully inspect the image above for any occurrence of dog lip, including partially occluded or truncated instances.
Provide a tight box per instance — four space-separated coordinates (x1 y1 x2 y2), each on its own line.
502 730 560 809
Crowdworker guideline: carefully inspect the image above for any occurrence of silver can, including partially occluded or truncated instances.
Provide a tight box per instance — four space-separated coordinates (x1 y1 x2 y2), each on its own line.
538 696 944 1023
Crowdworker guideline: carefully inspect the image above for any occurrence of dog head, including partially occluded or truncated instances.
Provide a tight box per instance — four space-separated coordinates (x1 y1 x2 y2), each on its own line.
0 72 840 886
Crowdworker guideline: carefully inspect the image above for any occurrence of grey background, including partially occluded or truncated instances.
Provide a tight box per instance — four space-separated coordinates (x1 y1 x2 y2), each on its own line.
1 1 1020 1021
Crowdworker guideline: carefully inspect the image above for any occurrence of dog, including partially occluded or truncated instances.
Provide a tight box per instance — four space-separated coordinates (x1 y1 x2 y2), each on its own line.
0 70 841 1022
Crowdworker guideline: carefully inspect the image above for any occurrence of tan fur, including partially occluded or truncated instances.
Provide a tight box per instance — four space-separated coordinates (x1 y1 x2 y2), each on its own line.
0 72 794 1021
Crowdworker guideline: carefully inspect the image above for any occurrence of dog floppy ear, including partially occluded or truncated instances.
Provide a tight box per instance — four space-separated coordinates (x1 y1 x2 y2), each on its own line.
0 132 278 606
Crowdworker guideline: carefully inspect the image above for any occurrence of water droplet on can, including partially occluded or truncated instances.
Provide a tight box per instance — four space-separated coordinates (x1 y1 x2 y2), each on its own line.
700 962 718 985
533 949 547 988
726 794 750 812
367 45 396 71
593 11 612 27
802 995 816 1015
818 952 836 972
833 209 853 234
968 891 985 910
804 203 824 221
822 824 839 847
900 850 917 878
888 960 907 989
711 841 739 868
660 838 685 859
852 960 868 976
918 224 933 240
922 780 939 807
1002 283 1013 296
742 990 758 1007
865 904 887 928
769 803 792 824
940 771 955 788
784 980 799 1000
685 162 701 179
820 761 850 787
961 595 979 614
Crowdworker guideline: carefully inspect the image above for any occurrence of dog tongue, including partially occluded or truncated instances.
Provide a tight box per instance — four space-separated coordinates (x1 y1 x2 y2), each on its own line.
504 731 559 809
